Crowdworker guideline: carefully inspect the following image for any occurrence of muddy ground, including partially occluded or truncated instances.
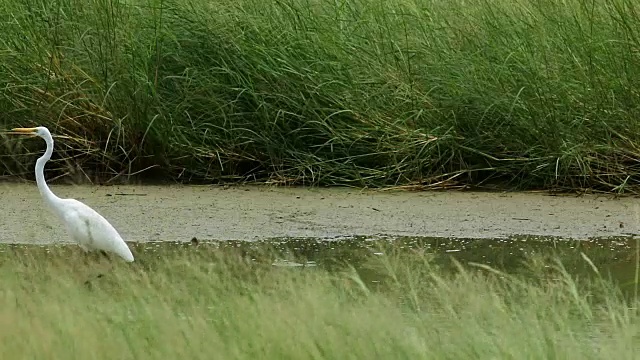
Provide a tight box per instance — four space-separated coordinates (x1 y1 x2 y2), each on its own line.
1 183 639 244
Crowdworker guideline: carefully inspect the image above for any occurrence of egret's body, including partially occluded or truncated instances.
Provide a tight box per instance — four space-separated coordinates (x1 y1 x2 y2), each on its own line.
10 126 134 262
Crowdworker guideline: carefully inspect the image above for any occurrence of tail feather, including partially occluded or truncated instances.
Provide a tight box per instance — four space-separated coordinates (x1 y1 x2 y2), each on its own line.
114 240 135 262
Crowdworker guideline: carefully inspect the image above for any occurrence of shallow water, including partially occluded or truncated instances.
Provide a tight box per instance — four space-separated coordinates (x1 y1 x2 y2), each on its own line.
128 234 639 296
1 232 637 295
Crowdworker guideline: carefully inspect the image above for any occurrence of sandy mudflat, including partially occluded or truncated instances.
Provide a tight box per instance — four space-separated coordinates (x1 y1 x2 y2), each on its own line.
1 183 638 244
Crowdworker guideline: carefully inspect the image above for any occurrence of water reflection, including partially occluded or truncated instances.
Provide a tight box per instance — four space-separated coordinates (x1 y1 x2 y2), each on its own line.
130 234 640 296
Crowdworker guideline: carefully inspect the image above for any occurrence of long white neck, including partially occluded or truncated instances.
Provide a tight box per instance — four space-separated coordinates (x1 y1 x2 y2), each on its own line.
35 133 62 208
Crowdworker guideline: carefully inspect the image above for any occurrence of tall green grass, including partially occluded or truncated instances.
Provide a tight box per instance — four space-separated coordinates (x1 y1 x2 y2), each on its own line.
0 242 638 358
1 0 640 190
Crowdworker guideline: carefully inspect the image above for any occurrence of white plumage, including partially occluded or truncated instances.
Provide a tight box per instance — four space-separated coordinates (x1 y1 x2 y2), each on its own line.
9 126 134 262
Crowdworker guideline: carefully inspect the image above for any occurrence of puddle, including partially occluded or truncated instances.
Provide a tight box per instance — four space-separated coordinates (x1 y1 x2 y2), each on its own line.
126 234 640 296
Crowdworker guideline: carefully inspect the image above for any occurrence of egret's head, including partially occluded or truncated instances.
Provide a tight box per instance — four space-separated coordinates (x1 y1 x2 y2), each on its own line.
8 126 50 138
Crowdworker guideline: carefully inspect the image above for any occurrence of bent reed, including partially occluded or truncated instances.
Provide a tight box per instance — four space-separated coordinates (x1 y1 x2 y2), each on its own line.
0 241 638 359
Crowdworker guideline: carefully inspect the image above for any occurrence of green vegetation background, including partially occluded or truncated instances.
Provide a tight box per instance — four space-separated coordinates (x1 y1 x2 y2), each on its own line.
1 0 639 192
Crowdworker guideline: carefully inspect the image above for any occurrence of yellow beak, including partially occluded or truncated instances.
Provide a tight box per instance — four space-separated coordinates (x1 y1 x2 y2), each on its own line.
6 127 38 136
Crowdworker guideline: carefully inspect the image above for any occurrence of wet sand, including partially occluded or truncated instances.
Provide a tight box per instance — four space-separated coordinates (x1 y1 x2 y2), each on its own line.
1 183 639 244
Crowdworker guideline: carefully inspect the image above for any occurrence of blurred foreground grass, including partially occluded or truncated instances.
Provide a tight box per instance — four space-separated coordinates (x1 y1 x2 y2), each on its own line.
0 240 638 359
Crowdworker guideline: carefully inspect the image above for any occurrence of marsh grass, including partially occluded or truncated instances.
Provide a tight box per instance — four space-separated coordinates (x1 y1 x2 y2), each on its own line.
0 241 638 359
1 0 640 191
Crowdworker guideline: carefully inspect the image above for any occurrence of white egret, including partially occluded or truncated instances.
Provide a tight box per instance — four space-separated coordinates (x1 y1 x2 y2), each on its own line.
8 126 134 262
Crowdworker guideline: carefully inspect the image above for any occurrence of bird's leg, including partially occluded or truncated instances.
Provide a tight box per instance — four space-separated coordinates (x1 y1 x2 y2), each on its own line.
79 246 96 287
78 244 91 265
96 250 116 278
100 250 115 270
82 250 110 286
